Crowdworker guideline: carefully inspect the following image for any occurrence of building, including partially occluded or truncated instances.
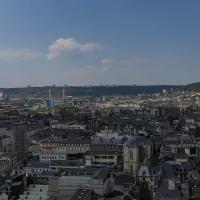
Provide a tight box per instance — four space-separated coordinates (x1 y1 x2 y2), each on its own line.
18 184 49 200
25 161 50 175
0 153 17 175
13 125 28 162
39 138 90 154
85 150 118 167
123 144 139 175
137 165 151 189
0 135 12 152
48 167 113 198
39 153 67 163
70 188 97 200
154 163 183 200
188 170 200 199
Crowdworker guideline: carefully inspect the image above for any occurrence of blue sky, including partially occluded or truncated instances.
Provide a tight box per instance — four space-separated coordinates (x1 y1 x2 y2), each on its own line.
0 0 199 87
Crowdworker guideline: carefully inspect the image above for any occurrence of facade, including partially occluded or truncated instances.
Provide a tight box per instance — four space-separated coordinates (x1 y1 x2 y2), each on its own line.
18 185 49 200
0 153 17 175
50 160 82 170
25 161 50 175
85 150 118 167
91 144 123 167
188 171 200 199
137 165 152 189
123 145 139 175
39 153 67 163
163 135 198 156
39 139 90 154
13 125 28 161
0 135 12 152
48 167 112 198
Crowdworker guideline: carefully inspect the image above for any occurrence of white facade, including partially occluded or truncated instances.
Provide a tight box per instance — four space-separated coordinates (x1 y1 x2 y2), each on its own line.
123 145 139 175
39 140 90 154
18 185 49 200
39 153 66 163
85 152 117 167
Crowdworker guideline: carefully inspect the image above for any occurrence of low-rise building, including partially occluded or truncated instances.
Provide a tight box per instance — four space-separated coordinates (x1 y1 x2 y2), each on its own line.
18 184 49 200
0 153 17 175
25 161 50 175
39 138 90 154
39 153 67 163
85 150 117 167
48 167 113 198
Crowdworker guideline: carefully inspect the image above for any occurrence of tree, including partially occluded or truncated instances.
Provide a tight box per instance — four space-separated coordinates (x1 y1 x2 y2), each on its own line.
139 181 152 200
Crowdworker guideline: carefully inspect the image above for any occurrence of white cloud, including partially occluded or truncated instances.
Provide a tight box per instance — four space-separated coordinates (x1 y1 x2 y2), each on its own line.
0 49 43 61
102 58 114 65
47 37 103 60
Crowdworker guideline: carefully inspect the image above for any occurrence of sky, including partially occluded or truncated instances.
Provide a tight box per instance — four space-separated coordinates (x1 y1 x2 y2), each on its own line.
0 0 200 87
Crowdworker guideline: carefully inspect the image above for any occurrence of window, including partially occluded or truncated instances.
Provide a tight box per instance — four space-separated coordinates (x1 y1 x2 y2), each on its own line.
130 164 133 173
130 150 133 160
71 172 77 176
108 156 114 159
94 156 100 159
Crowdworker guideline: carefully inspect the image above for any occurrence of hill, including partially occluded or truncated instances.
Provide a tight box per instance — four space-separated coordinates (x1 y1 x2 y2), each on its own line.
185 82 200 91
0 85 181 98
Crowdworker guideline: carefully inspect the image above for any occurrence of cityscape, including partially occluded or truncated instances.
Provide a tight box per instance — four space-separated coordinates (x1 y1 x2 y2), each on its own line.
0 1 200 200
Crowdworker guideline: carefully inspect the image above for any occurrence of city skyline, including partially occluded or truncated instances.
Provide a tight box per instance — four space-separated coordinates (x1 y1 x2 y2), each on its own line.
0 0 200 87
